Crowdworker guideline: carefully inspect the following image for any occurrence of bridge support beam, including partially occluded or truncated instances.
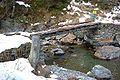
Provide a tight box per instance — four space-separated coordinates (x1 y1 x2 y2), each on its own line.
28 34 45 68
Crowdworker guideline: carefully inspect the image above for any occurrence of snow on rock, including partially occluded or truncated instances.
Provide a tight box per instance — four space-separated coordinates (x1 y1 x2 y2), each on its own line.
112 5 120 14
71 5 82 12
104 12 117 19
0 58 54 80
95 5 120 24
16 1 30 7
59 0 120 25
59 0 94 25
19 32 32 37
0 33 31 53
84 14 91 18
95 13 120 24
49 74 59 79
70 0 80 6
63 8 67 11
58 20 73 25
67 5 71 10
30 22 41 27
82 1 93 6
94 8 99 10
51 16 56 19
79 17 86 22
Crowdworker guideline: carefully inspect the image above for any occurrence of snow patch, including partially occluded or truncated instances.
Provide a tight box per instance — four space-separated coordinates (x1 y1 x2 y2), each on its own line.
0 34 31 53
49 74 58 79
0 58 55 80
70 0 80 6
67 5 71 10
79 17 86 22
51 16 56 19
71 5 82 12
31 22 40 26
105 12 117 19
82 1 93 6
16 1 30 8
20 32 32 37
94 8 99 10
84 14 91 18
60 0 120 25
112 5 120 14
63 8 67 11
58 20 72 25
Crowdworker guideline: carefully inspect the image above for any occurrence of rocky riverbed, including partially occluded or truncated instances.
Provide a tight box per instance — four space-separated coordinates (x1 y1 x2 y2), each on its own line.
0 22 120 80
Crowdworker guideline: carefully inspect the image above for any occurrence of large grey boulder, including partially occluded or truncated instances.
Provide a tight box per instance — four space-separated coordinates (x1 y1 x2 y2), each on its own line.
49 65 96 80
94 46 120 59
115 34 120 45
60 33 77 44
87 65 112 79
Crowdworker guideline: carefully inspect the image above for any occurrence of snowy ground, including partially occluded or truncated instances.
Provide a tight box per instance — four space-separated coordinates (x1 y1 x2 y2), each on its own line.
0 58 57 80
16 1 30 7
0 32 31 53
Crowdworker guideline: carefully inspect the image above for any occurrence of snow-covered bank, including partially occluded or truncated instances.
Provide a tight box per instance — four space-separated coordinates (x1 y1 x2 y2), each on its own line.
0 58 96 80
0 32 31 53
0 58 56 80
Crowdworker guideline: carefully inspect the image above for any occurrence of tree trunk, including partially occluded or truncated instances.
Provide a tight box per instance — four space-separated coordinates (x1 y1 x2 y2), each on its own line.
28 35 45 68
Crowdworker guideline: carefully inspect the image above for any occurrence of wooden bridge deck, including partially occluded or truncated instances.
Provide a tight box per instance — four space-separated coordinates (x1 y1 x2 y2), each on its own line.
30 22 101 37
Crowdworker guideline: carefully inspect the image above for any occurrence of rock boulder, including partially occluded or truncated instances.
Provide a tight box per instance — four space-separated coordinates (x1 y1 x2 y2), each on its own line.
60 33 77 44
87 65 112 79
94 46 120 59
51 48 65 56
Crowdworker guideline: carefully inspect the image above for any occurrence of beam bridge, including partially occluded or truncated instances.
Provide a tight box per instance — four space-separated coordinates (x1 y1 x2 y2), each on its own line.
28 22 100 68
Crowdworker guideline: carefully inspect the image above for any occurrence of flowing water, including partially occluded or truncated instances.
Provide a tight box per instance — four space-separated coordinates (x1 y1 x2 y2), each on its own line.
46 45 120 80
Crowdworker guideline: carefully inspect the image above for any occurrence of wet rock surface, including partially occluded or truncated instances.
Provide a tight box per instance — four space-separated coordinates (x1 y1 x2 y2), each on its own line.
51 48 65 56
87 65 112 79
0 43 31 62
94 46 120 59
48 65 96 80
114 33 120 45
32 64 51 77
60 33 77 44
